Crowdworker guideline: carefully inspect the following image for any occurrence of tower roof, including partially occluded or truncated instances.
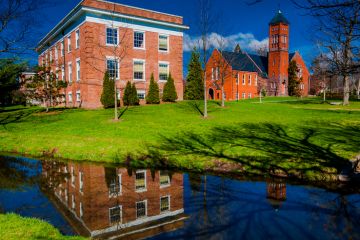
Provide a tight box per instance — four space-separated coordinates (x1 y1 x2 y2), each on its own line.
269 10 290 25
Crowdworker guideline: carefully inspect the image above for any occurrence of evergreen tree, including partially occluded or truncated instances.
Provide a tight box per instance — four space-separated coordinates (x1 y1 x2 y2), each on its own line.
131 83 140 105
162 73 177 102
123 81 132 106
184 49 204 100
288 60 301 97
146 73 160 104
100 71 115 108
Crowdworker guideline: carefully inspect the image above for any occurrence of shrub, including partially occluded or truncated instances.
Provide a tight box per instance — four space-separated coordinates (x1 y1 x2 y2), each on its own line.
131 83 140 106
162 73 177 102
123 81 132 106
100 71 115 108
146 73 160 104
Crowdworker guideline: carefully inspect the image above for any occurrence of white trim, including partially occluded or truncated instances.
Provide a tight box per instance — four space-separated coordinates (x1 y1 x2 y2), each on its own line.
86 16 184 37
68 62 73 83
75 29 80 49
160 195 170 213
76 58 81 82
133 59 145 82
91 209 185 237
83 7 188 30
133 30 146 50
67 34 72 53
76 90 81 102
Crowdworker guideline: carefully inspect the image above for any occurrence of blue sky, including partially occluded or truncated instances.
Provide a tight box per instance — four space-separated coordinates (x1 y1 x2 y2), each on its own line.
32 0 316 74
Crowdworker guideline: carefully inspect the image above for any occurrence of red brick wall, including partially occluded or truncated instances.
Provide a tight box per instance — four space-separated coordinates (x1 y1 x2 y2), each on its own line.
82 0 183 25
40 19 184 108
206 50 259 101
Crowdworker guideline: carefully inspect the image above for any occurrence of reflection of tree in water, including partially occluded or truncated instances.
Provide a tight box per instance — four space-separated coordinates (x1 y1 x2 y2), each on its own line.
307 190 360 240
0 156 40 190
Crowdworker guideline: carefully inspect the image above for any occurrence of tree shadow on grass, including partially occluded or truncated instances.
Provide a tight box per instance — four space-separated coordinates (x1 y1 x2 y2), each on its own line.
0 108 41 128
175 101 222 117
147 122 360 180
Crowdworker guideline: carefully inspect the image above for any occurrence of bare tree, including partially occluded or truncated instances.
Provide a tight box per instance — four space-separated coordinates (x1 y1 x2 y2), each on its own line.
350 74 360 99
294 0 360 105
85 3 130 121
0 0 52 55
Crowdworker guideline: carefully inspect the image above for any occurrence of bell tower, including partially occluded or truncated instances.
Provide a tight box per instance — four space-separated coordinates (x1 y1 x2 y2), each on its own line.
268 10 290 96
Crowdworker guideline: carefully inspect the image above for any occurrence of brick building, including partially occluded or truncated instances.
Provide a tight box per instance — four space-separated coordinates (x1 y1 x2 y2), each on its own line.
41 162 186 238
37 0 189 108
206 10 310 100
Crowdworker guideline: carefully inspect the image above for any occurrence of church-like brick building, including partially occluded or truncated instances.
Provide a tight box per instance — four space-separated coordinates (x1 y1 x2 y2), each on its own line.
206 10 310 100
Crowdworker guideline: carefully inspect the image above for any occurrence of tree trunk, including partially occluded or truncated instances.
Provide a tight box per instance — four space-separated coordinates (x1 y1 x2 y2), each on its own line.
114 80 118 121
343 75 350 105
323 89 326 102
357 79 360 99
221 85 225 107
203 71 208 118
260 89 262 103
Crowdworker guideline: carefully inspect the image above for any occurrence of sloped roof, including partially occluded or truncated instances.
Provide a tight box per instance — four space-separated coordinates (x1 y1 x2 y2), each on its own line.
222 51 262 73
289 52 296 61
269 10 290 25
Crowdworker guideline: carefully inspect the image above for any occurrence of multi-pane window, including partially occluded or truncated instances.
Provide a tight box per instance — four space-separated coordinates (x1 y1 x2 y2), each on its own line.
50 50 52 63
248 75 251 85
135 170 146 191
160 171 170 187
255 75 258 86
61 65 65 80
106 58 119 79
159 35 168 52
242 93 246 99
211 68 214 80
72 194 75 210
106 27 118 45
71 166 75 185
79 171 83 193
109 174 121 197
133 60 145 81
136 201 147 219
67 35 71 52
134 31 145 49
242 74 245 85
137 90 145 100
248 93 252 99
61 40 65 56
80 202 83 218
55 47 58 61
116 89 121 101
68 62 72 83
75 29 80 49
76 91 81 102
236 73 239 85
215 67 219 80
76 59 80 81
160 196 170 212
159 62 169 81
109 206 122 224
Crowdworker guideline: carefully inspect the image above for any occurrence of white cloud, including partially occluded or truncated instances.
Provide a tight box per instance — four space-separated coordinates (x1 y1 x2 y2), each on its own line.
183 32 268 53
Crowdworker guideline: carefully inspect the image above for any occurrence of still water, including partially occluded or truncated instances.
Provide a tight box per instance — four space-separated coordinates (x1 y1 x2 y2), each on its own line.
0 155 359 239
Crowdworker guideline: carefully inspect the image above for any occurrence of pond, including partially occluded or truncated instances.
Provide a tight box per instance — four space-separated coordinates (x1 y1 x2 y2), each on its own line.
0 155 359 239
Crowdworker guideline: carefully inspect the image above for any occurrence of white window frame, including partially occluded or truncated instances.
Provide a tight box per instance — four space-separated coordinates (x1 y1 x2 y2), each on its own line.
76 90 81 102
158 34 169 53
75 29 80 49
160 195 170 213
79 171 83 193
67 35 72 53
80 202 83 218
109 173 122 197
248 93 252 99
49 50 53 63
159 171 171 188
136 200 147 219
242 92 246 99
133 59 145 81
106 56 120 80
71 166 75 186
106 27 119 46
109 205 122 224
61 65 65 80
158 61 170 82
68 62 72 83
76 58 80 82
133 30 145 50
55 46 58 61
55 67 59 79
135 170 147 192
211 68 214 81
137 89 146 100
72 194 75 210
255 75 258 86
61 40 65 57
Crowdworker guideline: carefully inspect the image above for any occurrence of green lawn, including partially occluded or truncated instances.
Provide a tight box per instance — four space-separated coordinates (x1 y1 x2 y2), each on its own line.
1 97 359 180
0 213 85 240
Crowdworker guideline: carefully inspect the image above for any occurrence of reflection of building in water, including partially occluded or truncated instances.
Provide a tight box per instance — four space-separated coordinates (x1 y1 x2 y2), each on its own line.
266 181 287 210
41 162 186 239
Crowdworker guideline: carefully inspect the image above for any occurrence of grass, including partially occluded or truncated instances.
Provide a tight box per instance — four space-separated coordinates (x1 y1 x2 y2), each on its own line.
0 213 85 240
0 97 360 180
